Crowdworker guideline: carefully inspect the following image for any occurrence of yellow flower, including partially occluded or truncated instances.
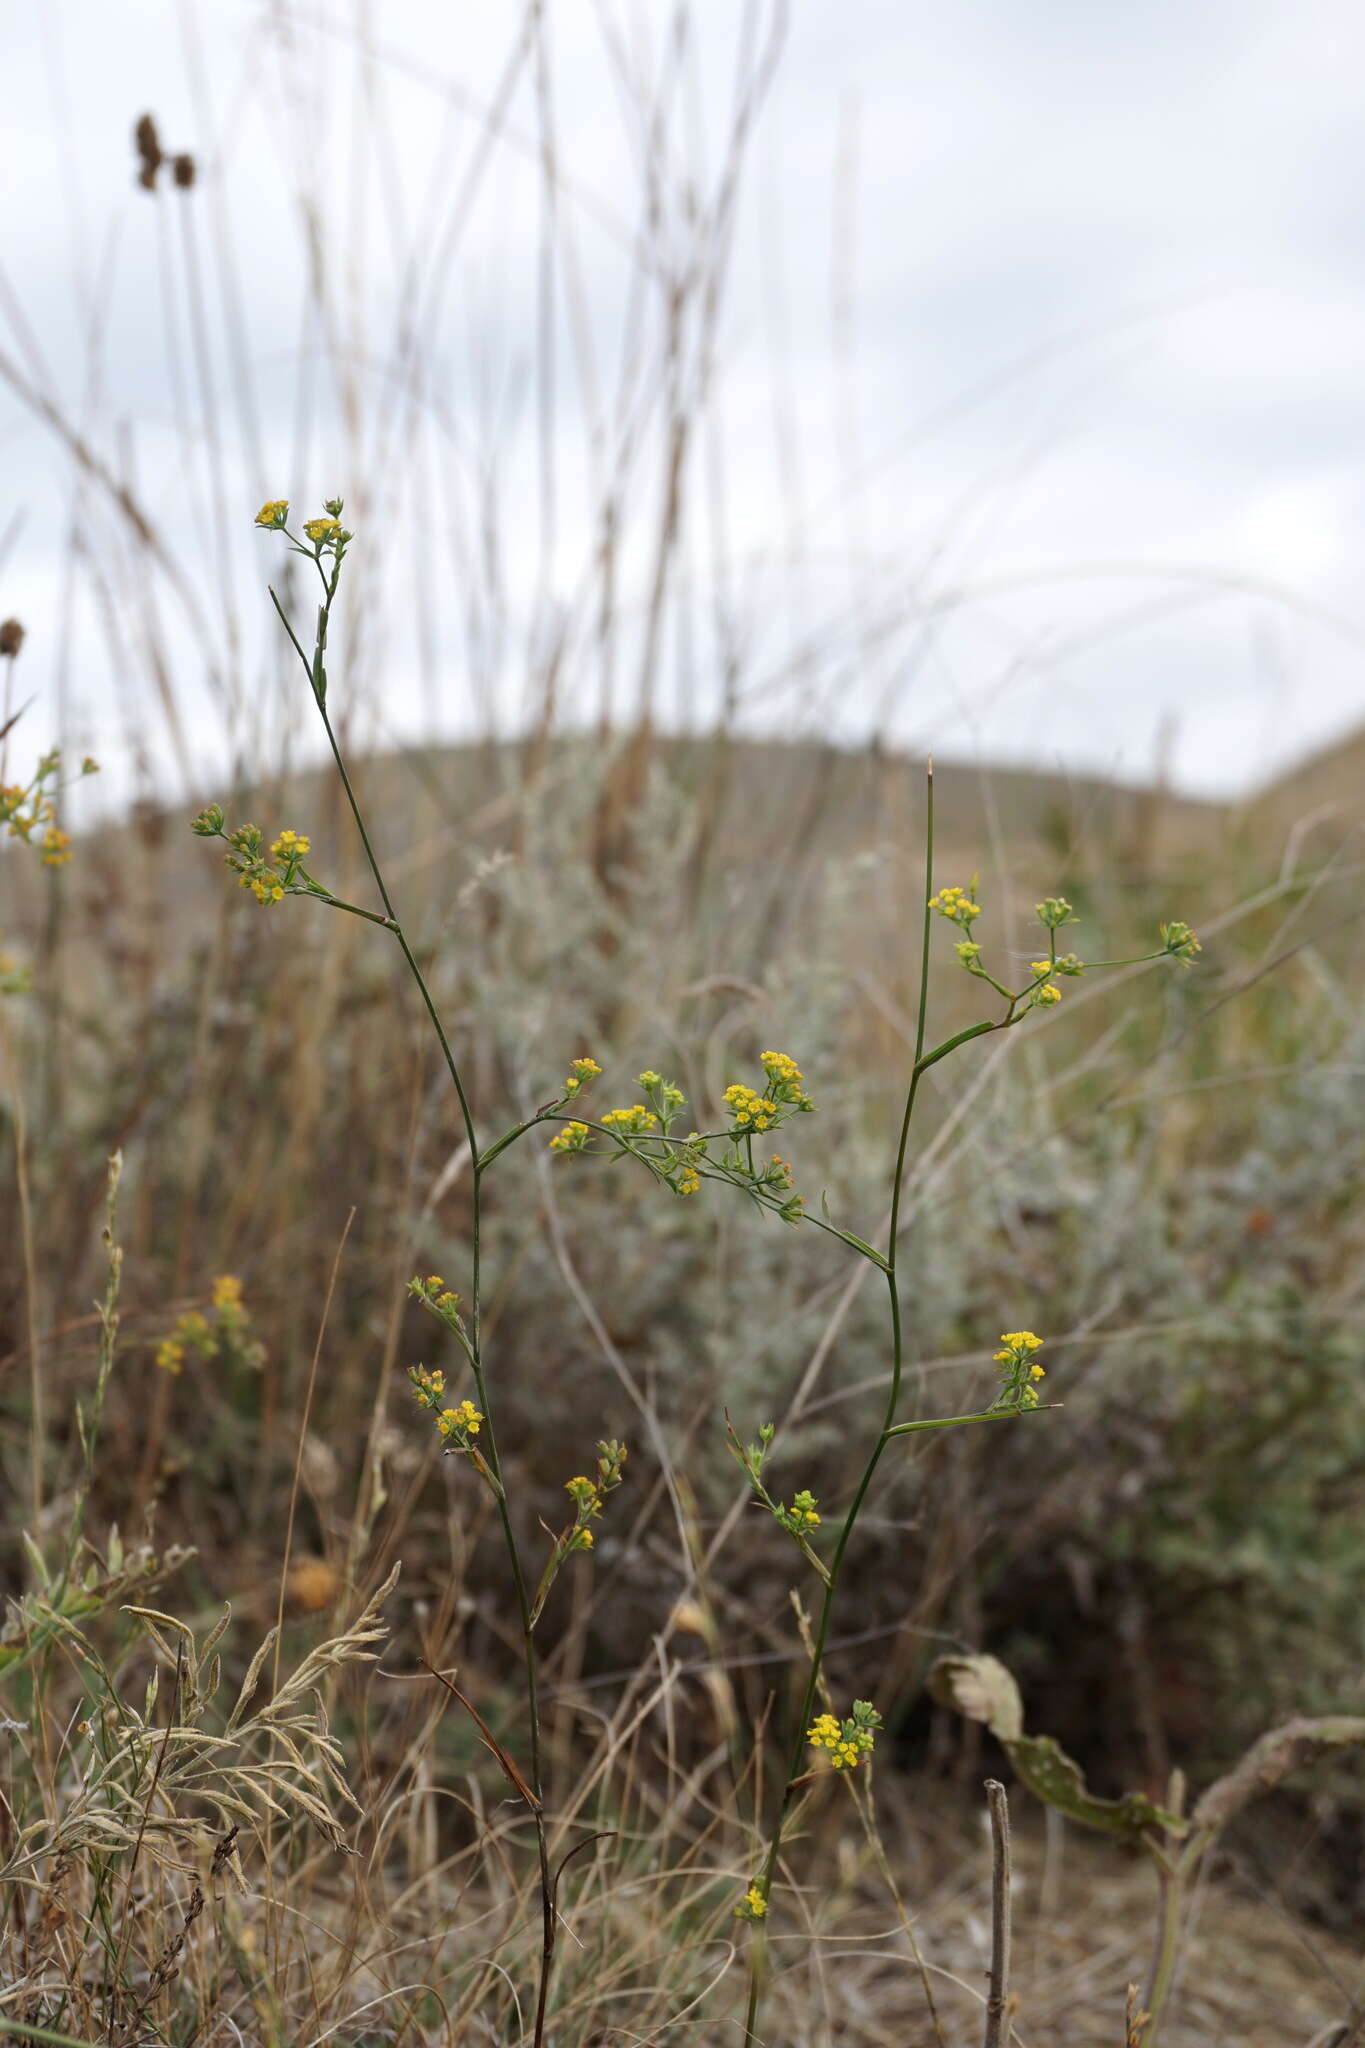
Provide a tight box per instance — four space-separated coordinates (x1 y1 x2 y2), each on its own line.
40 827 72 867
549 1120 590 1153
993 1331 1047 1412
303 516 342 545
254 500 289 529
270 829 311 860
437 1398 483 1441
737 1885 768 1919
155 1337 186 1376
928 883 982 926
211 1275 243 1311
779 1488 821 1534
722 1084 779 1133
602 1105 659 1135
677 1166 700 1196
1033 982 1061 1005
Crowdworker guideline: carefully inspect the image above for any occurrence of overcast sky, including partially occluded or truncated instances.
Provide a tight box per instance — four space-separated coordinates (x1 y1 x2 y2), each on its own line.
3 0 1364 811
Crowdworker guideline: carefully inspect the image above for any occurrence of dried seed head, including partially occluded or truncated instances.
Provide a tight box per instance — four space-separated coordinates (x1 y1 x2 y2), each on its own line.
171 152 196 189
133 112 162 190
0 618 24 658
287 1556 341 1614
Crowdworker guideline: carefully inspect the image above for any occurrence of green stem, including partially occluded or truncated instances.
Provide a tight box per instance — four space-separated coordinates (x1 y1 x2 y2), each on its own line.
885 1405 1052 1440
272 577 560 2046
315 892 396 931
1143 1837 1204 2046
1144 1862 1186 2043
744 763 937 2043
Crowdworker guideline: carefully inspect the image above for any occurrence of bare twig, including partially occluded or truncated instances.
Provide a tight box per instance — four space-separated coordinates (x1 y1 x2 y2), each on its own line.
983 1779 1013 2048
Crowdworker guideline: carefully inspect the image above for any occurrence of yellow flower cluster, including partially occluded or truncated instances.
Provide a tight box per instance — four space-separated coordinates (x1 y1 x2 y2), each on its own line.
156 1276 263 1375
734 1883 769 1921
1 750 95 868
723 1084 779 1133
559 1441 627 1556
996 1329 1044 1359
438 1399 483 1442
549 1120 590 1154
806 1702 880 1771
724 1054 814 1133
601 1104 659 1135
775 1488 821 1535
928 883 982 926
253 496 352 553
200 816 321 910
1025 960 1062 1006
565 1473 600 1550
562 1055 601 1096
993 1330 1047 1409
410 1275 462 1319
409 1350 484 1451
677 1165 701 1196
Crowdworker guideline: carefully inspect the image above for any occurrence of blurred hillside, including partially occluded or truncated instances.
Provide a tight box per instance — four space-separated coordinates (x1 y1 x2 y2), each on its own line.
2 704 1364 2048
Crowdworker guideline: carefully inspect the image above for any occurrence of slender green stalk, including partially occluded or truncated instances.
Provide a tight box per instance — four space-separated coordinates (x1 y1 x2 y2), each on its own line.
1142 1830 1208 2048
741 765 1025 2042
266 548 561 2048
1144 1855 1189 2044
